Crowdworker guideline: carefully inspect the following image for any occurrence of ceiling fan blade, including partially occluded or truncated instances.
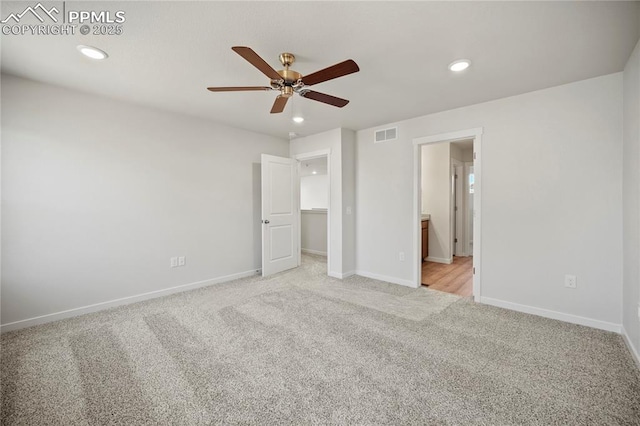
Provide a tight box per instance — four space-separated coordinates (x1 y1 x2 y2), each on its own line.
270 95 289 114
300 90 349 108
207 86 272 92
301 59 359 86
232 46 282 80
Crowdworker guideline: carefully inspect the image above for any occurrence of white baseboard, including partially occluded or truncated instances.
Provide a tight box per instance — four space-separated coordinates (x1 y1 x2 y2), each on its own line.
328 270 355 279
426 256 453 264
622 326 640 369
0 269 259 333
343 270 356 279
355 270 417 288
302 248 327 256
479 297 621 333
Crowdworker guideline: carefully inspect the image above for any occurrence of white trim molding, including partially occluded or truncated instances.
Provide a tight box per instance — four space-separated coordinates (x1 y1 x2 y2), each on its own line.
1 269 259 333
480 297 622 333
622 327 640 369
413 128 484 145
329 270 356 279
425 256 453 264
355 270 416 288
293 149 331 161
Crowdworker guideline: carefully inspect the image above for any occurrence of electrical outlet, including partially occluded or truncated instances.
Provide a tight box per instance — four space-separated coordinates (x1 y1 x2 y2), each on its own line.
399 252 405 261
170 257 178 268
564 275 577 289
346 206 352 215
178 256 186 267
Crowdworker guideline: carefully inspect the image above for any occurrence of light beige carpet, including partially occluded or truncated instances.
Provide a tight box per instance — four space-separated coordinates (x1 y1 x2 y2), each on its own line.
2 254 639 425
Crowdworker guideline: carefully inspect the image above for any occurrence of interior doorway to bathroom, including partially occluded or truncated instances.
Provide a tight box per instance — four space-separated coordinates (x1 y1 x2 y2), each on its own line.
417 137 477 298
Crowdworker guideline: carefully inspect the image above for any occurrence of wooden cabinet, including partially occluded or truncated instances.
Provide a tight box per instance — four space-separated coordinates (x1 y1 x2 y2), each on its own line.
421 220 429 262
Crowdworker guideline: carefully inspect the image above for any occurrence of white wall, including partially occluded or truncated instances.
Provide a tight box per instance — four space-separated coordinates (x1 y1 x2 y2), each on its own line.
450 143 463 162
421 143 451 262
461 147 473 162
1 74 288 327
301 211 327 255
623 39 640 359
357 73 623 328
300 175 328 210
341 129 356 275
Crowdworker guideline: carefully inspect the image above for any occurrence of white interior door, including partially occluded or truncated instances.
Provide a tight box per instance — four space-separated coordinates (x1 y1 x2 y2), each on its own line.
261 154 299 277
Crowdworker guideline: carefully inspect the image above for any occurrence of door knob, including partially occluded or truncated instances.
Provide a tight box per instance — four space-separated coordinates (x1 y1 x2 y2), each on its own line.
262 220 270 224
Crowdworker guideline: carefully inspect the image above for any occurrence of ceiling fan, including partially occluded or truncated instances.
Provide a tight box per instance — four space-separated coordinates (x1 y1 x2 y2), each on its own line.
207 46 360 114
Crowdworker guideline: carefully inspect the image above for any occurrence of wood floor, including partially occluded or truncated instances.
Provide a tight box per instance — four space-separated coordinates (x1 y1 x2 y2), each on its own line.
421 256 473 297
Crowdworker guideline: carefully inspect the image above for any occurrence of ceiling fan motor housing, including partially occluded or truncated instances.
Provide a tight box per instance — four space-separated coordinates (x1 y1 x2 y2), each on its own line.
272 53 302 97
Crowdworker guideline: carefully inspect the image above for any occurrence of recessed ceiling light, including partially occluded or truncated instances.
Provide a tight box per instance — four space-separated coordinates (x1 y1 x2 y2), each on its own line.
448 59 470 72
312 171 317 175
292 116 304 123
77 45 108 60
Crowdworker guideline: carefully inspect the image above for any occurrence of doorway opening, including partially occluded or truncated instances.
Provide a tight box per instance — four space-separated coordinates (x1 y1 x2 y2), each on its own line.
413 128 482 300
295 151 331 276
420 140 473 296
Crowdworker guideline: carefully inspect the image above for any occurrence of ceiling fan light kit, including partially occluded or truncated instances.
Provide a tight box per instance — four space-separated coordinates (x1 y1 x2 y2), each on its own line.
207 46 360 114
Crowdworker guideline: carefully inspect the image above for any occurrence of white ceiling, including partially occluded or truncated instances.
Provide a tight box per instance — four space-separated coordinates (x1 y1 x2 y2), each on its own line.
2 1 639 139
451 139 473 151
300 157 328 177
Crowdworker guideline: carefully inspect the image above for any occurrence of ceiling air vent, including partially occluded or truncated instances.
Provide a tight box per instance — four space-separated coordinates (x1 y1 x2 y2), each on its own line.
374 127 398 143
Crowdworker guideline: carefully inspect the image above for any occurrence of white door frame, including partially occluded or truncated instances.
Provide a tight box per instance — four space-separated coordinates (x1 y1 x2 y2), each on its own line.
293 149 331 275
413 128 483 300
463 161 474 256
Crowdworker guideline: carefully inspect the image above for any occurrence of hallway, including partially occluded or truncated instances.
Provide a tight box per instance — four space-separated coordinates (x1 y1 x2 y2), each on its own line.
421 256 473 297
